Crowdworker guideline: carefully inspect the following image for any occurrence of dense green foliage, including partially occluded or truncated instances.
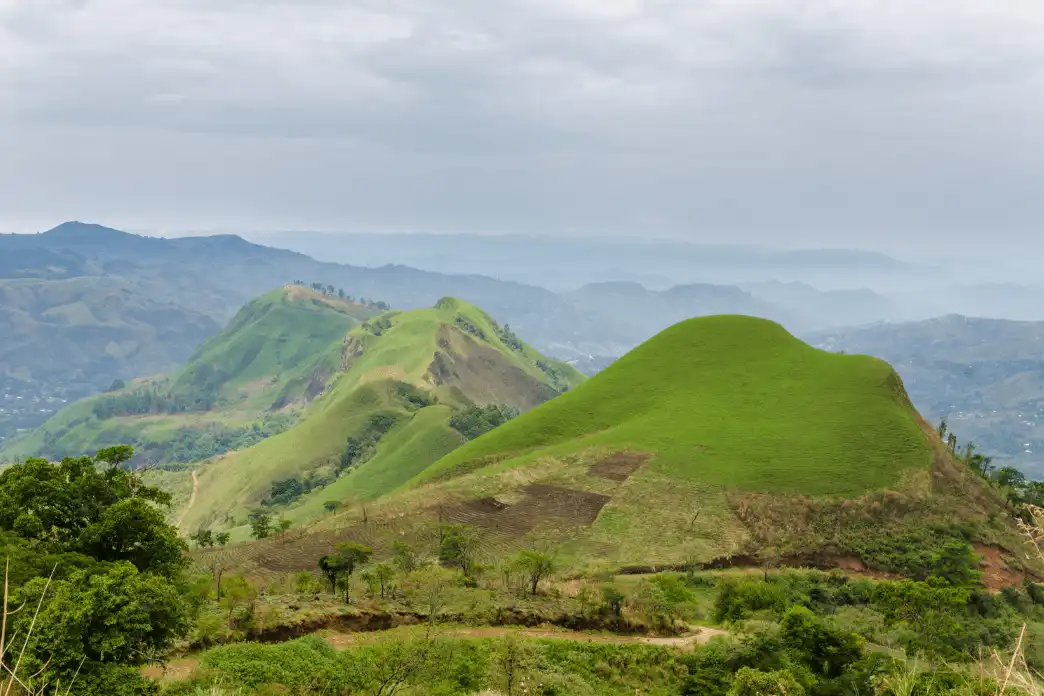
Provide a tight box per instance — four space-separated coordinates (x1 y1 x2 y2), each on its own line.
92 387 218 418
0 447 190 694
339 411 403 471
421 315 931 495
449 403 520 440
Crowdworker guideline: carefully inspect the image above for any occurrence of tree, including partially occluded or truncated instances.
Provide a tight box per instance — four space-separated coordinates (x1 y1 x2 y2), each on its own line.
439 525 477 576
873 577 970 667
971 453 994 478
318 555 346 595
278 519 293 536
190 528 215 548
930 539 982 587
249 512 272 539
80 497 187 578
601 584 625 617
0 446 191 693
374 563 396 599
406 565 460 625
96 445 135 468
392 541 419 573
778 605 863 678
215 531 231 546
323 501 341 513
936 417 948 440
220 574 255 626
333 542 373 603
12 562 188 689
947 433 958 453
993 466 1027 491
0 452 171 548
512 550 556 596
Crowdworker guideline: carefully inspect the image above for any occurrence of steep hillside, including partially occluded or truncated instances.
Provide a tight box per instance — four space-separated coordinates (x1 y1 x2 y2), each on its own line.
1 287 378 465
209 315 1030 580
419 314 928 491
0 276 221 444
809 315 1044 476
178 297 584 533
0 222 628 440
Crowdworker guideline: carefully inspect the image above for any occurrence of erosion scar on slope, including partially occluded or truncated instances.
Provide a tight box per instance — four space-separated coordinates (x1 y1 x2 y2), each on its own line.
177 470 200 531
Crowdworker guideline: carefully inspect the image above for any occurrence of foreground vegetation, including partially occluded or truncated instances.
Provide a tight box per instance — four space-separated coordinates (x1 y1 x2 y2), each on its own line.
165 558 1044 695
7 445 1044 694
420 315 931 495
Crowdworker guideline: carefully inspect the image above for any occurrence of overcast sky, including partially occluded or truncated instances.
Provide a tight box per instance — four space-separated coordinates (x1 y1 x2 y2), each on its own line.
1 0 1042 257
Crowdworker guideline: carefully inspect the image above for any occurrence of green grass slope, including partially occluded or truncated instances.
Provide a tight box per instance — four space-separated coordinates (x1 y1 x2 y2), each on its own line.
198 316 1033 580
420 314 929 494
178 298 583 534
1 286 377 465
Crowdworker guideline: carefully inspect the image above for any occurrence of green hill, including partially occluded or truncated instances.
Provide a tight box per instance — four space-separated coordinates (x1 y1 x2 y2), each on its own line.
419 314 929 492
206 315 1028 580
1 286 379 465
178 297 584 534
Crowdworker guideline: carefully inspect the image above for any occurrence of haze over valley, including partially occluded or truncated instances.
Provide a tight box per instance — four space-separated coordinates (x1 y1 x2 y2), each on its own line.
5 0 1044 692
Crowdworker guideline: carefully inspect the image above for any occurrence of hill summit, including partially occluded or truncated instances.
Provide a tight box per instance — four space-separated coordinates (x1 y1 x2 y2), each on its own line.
422 314 930 493
211 314 1031 580
178 296 584 533
1 286 380 465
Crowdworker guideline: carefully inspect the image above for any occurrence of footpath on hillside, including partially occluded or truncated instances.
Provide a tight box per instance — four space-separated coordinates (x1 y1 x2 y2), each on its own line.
143 624 728 682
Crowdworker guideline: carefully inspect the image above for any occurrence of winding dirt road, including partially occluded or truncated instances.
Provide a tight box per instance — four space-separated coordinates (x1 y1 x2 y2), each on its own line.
176 470 199 531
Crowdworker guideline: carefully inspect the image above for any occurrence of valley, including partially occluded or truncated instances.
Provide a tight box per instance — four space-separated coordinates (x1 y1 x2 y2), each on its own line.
5 226 1044 696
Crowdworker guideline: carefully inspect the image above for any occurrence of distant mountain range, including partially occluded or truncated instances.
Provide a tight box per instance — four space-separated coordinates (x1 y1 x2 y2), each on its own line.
6 221 1043 467
252 231 920 292
0 223 613 436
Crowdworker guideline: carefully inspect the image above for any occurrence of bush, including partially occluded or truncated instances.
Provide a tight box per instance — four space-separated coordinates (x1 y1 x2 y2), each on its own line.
450 404 520 441
197 636 341 692
715 578 788 623
727 667 805 696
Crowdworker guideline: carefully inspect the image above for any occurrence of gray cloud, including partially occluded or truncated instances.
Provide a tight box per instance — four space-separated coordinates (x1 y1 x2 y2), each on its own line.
1 0 1043 253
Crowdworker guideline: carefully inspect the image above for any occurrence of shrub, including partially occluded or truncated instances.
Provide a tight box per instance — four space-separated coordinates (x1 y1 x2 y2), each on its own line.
715 578 788 623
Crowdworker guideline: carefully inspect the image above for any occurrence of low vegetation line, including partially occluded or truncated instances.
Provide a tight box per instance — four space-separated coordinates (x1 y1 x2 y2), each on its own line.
203 606 658 648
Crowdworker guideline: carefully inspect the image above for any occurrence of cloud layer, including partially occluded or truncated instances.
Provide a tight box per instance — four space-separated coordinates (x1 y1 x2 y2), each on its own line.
1 0 1043 252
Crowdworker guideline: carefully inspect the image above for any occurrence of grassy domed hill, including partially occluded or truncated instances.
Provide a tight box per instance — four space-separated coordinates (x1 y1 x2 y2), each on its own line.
0 286 379 466
178 298 585 535
419 314 930 494
200 315 1033 581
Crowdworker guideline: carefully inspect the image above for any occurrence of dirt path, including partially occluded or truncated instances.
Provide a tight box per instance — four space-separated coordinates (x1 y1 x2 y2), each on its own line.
145 624 728 682
176 470 199 531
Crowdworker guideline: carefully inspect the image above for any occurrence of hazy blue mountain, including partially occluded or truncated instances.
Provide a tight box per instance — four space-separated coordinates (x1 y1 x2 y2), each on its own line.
252 231 919 292
807 315 1044 476
565 281 796 342
0 222 634 441
741 281 902 328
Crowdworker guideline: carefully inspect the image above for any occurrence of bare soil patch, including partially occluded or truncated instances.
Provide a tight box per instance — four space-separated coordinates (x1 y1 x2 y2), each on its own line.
589 452 650 482
443 484 611 541
141 658 199 682
974 543 1027 591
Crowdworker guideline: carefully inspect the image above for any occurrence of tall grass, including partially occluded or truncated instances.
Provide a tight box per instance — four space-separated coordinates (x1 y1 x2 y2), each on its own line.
0 560 82 696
